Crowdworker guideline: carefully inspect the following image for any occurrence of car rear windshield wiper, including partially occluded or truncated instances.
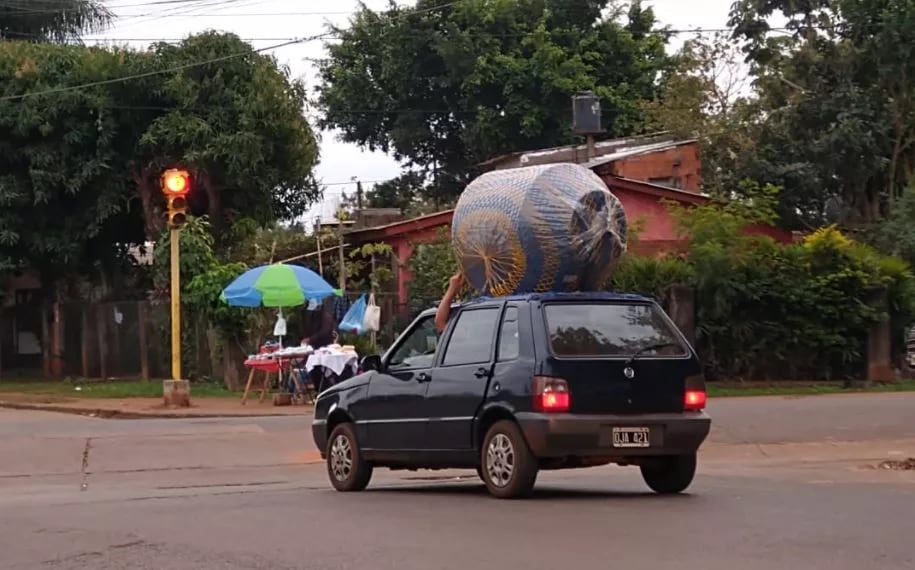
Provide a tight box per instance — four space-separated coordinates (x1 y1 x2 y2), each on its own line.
623 342 678 367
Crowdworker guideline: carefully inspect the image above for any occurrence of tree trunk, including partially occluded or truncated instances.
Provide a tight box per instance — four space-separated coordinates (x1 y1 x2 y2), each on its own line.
206 326 221 381
51 295 64 379
96 304 108 380
200 171 222 231
41 303 50 377
221 336 247 391
135 166 163 239
138 302 150 381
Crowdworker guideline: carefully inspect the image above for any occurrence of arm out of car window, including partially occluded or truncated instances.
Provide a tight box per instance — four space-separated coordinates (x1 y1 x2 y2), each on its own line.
435 272 464 333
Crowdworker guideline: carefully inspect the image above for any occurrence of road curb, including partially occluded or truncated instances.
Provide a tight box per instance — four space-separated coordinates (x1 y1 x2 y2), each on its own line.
0 401 311 420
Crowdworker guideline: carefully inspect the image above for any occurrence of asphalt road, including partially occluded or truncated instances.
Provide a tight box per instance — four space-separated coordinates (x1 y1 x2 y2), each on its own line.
1 393 913 569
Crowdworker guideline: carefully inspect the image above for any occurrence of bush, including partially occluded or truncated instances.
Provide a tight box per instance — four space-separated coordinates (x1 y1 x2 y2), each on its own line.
610 185 915 381
407 227 458 314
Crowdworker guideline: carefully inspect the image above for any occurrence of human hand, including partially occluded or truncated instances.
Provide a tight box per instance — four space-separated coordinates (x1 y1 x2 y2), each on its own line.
447 272 464 292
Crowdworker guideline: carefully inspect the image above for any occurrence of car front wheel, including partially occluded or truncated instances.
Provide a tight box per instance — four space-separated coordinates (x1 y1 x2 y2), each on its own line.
480 420 538 499
640 453 697 494
326 423 373 492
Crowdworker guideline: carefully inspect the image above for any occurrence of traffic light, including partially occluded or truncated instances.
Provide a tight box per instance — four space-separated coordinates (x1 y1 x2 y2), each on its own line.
161 168 191 229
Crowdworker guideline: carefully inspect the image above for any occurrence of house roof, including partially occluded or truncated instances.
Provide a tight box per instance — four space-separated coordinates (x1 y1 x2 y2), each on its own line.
477 132 686 169
606 176 710 206
344 208 455 242
581 139 698 170
346 174 711 244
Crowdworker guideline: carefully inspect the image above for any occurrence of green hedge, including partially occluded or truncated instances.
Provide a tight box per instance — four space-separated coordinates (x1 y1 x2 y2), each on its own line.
610 195 915 381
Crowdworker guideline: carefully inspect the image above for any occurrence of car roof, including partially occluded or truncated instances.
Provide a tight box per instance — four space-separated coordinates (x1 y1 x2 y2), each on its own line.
418 291 655 316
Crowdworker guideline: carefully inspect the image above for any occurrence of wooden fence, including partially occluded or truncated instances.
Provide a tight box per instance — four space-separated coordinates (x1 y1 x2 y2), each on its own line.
0 292 421 381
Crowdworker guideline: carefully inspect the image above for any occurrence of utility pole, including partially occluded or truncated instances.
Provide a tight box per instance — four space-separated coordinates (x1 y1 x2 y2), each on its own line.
356 179 364 211
314 216 324 275
337 210 346 293
370 252 377 350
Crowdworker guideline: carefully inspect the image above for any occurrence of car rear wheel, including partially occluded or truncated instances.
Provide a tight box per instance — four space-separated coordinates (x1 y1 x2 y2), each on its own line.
480 420 538 499
640 453 697 494
326 423 373 492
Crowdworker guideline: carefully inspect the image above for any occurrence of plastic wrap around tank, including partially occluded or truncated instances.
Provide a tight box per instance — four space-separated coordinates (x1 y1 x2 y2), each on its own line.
452 163 628 297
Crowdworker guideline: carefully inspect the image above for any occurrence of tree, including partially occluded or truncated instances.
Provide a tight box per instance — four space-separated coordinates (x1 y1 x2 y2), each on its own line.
728 0 915 228
642 32 758 195
0 41 147 292
0 0 111 43
0 33 322 299
133 32 321 242
873 184 915 267
406 228 459 313
363 172 424 212
317 0 671 203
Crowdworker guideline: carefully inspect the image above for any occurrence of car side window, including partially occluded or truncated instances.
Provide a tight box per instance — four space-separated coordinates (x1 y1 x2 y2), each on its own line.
497 307 519 362
441 308 500 367
387 317 440 371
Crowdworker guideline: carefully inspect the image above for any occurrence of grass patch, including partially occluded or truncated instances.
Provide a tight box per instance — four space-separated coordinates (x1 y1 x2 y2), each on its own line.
708 380 915 398
2 378 915 401
0 379 234 399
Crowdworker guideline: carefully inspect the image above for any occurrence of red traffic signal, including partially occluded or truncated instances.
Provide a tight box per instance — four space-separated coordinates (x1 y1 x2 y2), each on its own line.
161 168 191 196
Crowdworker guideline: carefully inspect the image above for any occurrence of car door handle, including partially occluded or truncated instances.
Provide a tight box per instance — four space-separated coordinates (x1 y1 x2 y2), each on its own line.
474 367 491 379
415 372 431 383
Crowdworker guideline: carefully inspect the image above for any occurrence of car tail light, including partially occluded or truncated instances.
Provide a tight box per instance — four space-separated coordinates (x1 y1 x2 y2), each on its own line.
533 376 570 413
684 389 707 411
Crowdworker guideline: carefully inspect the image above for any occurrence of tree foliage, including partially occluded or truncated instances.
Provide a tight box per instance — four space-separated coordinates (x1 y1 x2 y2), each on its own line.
0 41 147 287
873 184 915 268
317 0 671 202
134 32 321 240
0 33 320 296
727 0 915 228
0 0 111 43
406 227 460 313
642 32 759 196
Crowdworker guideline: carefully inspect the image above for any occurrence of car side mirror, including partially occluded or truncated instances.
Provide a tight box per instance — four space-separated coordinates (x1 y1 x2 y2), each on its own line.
361 354 383 372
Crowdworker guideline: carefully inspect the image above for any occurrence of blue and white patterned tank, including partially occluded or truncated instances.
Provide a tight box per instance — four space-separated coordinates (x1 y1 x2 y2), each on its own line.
452 163 628 296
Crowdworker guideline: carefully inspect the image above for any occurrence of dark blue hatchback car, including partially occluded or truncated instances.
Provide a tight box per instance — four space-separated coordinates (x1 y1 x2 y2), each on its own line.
312 292 711 499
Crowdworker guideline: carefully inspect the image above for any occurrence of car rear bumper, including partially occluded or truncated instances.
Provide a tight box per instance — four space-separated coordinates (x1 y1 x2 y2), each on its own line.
515 411 711 458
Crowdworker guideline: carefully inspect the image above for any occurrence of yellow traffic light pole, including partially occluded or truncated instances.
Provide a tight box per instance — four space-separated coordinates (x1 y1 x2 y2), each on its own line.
160 168 191 406
170 227 181 380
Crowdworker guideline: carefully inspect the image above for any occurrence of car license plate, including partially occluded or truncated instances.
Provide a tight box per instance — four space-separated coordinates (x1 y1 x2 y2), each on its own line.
611 427 650 448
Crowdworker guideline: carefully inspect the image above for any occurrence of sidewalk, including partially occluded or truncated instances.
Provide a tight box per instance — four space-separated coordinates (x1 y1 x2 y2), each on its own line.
0 392 311 419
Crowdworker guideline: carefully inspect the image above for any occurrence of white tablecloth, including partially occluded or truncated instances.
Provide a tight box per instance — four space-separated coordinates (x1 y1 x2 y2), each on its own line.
305 352 358 376
274 346 313 359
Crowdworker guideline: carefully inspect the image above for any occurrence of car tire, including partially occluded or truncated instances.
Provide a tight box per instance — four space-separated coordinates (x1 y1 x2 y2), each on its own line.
326 423 373 492
640 453 697 494
480 420 538 499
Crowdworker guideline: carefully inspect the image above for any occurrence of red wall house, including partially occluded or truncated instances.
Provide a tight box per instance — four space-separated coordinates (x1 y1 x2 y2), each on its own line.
606 144 702 193
345 175 793 309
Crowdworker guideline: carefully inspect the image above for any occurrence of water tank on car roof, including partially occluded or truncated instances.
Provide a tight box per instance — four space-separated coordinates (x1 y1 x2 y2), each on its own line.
572 91 603 135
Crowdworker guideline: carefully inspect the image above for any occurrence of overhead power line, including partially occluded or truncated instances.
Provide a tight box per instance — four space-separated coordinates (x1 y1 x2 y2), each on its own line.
0 35 323 102
6 26 829 45
0 0 465 102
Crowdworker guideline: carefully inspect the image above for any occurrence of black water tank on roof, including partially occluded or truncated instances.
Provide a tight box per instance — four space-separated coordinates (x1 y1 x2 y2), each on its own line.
572 91 603 134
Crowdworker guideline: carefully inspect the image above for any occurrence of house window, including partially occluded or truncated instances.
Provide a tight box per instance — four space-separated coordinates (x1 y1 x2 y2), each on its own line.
649 176 681 189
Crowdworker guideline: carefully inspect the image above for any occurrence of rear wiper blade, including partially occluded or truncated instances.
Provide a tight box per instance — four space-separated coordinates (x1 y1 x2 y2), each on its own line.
623 343 677 367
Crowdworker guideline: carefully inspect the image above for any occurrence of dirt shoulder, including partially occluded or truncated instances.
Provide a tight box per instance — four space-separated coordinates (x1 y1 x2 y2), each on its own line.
0 392 308 418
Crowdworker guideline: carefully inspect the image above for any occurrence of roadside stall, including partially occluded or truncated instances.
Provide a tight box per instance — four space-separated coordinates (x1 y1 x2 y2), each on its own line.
220 263 340 405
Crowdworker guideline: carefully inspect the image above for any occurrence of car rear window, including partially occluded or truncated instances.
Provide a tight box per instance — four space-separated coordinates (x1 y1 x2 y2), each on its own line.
544 303 688 357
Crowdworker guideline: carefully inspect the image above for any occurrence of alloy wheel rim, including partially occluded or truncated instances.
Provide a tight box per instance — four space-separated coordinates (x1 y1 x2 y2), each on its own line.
486 433 515 488
330 434 353 482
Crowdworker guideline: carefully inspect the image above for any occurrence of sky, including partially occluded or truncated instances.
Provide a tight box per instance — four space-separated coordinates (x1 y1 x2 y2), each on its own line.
91 0 742 225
